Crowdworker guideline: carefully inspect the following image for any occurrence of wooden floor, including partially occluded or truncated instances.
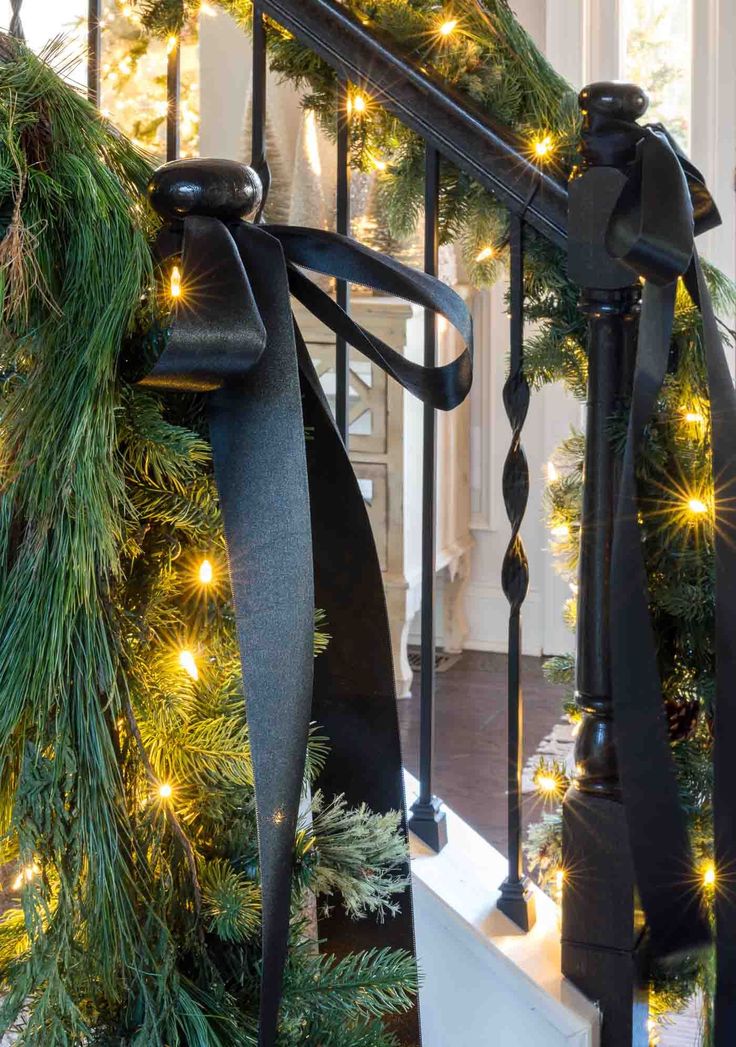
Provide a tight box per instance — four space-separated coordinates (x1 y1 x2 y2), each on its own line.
398 649 567 858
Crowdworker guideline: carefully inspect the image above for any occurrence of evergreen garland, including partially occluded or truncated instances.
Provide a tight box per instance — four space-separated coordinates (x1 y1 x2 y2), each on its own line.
0 34 417 1046
133 0 736 1036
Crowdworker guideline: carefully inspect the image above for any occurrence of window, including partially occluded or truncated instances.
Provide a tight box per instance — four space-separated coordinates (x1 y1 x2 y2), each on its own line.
621 0 693 148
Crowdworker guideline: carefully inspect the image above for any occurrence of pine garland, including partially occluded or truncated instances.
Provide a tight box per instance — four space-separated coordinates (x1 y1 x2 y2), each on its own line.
0 35 417 1046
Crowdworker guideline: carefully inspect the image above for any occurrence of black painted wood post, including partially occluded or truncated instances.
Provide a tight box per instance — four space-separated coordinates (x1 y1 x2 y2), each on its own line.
561 82 650 1047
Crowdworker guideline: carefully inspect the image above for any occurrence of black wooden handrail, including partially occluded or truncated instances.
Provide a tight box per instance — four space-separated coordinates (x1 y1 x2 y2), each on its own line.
258 0 569 249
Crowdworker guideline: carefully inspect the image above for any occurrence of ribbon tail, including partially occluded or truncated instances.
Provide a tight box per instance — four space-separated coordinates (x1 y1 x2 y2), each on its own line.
610 279 711 957
209 236 314 1047
295 331 420 1044
689 256 736 1044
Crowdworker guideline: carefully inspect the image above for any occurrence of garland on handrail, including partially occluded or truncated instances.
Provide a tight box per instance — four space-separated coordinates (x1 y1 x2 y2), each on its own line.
134 0 735 1038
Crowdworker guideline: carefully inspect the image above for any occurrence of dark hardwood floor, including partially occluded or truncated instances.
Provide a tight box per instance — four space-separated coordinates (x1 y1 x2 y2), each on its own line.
398 650 568 858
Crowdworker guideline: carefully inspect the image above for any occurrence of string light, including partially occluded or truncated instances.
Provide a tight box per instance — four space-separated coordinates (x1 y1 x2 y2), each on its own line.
371 155 387 172
475 246 495 263
546 461 559 483
533 761 567 800
703 862 716 888
169 266 182 300
179 650 199 681
684 411 704 424
166 35 178 55
352 93 367 115
12 864 39 891
550 523 570 539
536 773 561 795
198 559 213 585
438 18 458 36
200 1 217 13
159 782 173 800
532 134 553 159
555 869 565 892
687 497 707 516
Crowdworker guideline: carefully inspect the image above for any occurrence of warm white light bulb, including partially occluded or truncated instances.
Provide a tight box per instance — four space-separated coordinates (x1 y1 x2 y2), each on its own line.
159 783 173 799
537 774 559 795
166 35 178 55
688 498 707 515
170 265 182 300
533 134 553 158
198 559 213 585
179 650 199 680
703 863 716 888
550 523 570 539
475 246 494 263
439 18 458 36
352 94 367 114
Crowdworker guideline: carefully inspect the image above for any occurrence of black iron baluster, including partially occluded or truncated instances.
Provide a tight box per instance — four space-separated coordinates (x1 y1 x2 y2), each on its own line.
334 78 350 443
562 82 649 1046
87 0 101 105
497 213 536 931
9 0 24 39
408 145 447 852
166 31 180 162
250 2 271 219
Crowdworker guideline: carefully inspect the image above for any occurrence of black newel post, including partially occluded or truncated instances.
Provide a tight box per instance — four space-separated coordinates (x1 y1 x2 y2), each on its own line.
561 82 650 1047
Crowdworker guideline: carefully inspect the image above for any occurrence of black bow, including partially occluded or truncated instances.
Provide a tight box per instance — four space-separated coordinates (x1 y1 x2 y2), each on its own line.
588 115 736 1040
140 168 473 1047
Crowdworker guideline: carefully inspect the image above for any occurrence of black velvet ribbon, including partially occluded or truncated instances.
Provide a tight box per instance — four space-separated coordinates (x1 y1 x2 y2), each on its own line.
588 114 736 1040
139 214 472 1047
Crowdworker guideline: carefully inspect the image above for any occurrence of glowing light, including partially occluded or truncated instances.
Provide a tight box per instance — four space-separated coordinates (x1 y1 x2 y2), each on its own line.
166 35 178 55
371 155 387 172
688 497 708 515
684 411 704 424
349 93 367 116
198 559 213 585
546 460 559 483
550 523 570 539
200 1 217 13
13 864 39 891
536 774 560 795
169 266 182 300
475 246 495 263
438 18 458 36
533 762 566 800
179 650 199 681
555 869 565 891
159 783 173 800
532 134 553 159
703 863 716 888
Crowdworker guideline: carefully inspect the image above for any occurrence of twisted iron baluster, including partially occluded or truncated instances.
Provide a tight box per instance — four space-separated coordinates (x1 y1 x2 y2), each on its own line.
250 2 271 221
497 212 535 930
10 0 24 40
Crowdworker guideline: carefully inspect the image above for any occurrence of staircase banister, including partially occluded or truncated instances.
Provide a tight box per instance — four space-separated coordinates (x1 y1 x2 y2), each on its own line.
258 0 568 248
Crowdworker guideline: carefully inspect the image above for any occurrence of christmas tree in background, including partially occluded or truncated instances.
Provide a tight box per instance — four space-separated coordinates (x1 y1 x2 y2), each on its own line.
130 1 734 1041
0 33 417 1046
